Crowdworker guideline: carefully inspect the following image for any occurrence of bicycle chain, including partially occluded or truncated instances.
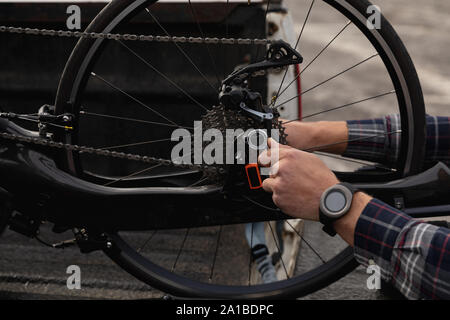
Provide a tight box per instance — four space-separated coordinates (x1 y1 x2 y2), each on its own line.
0 131 221 175
0 110 285 179
0 26 272 46
0 25 281 179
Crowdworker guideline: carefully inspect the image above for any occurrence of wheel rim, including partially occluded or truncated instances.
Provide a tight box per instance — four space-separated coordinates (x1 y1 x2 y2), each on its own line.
54 0 424 298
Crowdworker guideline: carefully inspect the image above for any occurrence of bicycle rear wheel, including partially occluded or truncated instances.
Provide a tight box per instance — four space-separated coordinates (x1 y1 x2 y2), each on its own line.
54 0 425 298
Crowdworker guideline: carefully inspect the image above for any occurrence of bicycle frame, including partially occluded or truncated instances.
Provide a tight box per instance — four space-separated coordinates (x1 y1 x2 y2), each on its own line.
0 118 289 231
0 117 448 233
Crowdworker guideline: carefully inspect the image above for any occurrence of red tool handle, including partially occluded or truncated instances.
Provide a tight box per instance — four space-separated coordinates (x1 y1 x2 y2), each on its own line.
245 163 263 190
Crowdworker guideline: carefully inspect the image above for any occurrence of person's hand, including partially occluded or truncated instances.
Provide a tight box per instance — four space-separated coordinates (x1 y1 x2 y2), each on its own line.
258 138 339 221
258 138 373 246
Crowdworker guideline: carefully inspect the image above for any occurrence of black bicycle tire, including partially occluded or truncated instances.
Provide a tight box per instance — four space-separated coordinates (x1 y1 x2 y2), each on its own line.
54 0 425 299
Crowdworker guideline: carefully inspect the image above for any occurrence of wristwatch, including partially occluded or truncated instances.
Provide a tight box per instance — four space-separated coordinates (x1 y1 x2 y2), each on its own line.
319 183 358 236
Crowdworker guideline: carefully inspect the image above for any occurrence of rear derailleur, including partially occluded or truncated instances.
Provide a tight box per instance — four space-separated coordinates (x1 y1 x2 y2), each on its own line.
218 40 302 190
219 40 302 130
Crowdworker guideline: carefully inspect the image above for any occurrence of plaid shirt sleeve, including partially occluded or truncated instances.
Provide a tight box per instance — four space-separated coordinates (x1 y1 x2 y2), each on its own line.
354 198 450 300
344 115 450 166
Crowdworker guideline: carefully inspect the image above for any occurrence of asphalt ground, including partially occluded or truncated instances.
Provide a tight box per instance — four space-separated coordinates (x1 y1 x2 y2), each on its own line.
1 0 449 300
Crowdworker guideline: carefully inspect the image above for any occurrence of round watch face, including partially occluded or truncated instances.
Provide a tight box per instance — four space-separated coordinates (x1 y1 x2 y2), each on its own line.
320 184 354 219
325 190 347 213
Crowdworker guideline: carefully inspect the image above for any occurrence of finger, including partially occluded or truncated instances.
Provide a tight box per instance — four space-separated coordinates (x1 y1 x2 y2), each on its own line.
267 138 289 150
269 161 280 178
260 139 292 167
262 177 275 193
267 137 277 149
258 149 272 167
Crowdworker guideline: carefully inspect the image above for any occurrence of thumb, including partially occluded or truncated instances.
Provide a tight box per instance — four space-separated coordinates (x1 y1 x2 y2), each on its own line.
267 137 288 150
267 137 279 149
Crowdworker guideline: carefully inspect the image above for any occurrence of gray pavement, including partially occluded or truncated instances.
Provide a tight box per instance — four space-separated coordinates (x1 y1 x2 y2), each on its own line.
1 0 449 300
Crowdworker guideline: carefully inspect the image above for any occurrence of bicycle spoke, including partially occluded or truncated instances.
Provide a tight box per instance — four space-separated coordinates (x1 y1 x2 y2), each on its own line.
273 20 352 104
267 222 289 279
300 20 352 75
314 151 396 172
103 163 163 187
188 176 209 187
275 53 379 108
209 225 222 282
282 90 396 124
79 110 193 130
172 228 190 272
293 0 316 52
284 220 326 264
224 0 230 79
116 40 209 112
272 0 315 105
254 0 272 62
303 129 401 152
90 72 180 126
145 8 218 94
188 0 222 87
137 230 157 253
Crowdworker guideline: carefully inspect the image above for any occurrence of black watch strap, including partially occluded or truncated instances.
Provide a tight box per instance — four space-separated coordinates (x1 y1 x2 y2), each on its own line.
319 211 339 237
319 183 358 237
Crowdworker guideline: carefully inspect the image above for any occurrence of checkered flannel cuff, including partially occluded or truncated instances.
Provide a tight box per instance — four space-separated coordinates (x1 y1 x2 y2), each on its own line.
425 115 450 165
344 114 401 165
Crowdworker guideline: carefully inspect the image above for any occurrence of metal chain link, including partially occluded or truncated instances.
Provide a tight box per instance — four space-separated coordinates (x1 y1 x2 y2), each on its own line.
0 25 272 46
0 131 222 175
0 24 275 177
